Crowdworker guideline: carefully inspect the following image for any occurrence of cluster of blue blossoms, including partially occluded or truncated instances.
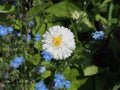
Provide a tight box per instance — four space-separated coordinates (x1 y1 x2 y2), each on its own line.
41 51 52 61
10 56 25 69
17 33 40 42
54 74 70 89
34 81 48 90
91 31 104 40
34 74 70 90
0 25 14 36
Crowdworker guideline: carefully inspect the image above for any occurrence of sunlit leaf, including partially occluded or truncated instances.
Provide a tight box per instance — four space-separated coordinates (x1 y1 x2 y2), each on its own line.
41 70 51 79
83 65 98 76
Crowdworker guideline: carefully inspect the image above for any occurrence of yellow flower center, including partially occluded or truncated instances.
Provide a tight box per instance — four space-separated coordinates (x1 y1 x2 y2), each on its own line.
52 36 62 46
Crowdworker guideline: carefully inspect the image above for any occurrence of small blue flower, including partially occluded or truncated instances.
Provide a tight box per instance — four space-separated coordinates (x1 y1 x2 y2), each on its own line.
28 21 34 27
35 34 40 41
17 32 21 37
27 34 31 41
23 34 31 41
0 26 8 36
91 31 104 40
37 66 46 73
10 61 20 69
7 27 14 33
41 51 52 61
14 56 25 65
54 74 65 80
64 80 70 88
54 74 65 89
10 56 25 69
34 81 48 90
54 74 71 89
0 25 14 36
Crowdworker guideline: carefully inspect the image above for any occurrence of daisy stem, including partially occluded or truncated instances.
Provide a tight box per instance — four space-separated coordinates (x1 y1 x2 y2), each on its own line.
65 0 79 43
108 2 113 28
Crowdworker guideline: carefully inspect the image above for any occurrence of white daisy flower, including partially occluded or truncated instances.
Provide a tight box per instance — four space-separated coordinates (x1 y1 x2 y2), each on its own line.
72 10 80 20
42 25 76 60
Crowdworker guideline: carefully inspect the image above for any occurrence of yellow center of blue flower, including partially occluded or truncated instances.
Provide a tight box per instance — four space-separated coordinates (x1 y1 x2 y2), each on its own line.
53 36 62 46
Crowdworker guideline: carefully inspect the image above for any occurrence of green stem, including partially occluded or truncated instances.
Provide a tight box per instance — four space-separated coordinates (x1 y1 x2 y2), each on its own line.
108 3 113 27
65 0 79 43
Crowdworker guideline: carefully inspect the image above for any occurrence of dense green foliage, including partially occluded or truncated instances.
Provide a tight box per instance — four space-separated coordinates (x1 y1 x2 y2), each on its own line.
0 0 120 90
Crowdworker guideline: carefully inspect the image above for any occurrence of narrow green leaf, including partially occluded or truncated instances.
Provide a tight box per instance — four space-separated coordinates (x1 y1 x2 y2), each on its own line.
29 83 36 90
96 14 107 24
0 5 15 13
112 83 120 90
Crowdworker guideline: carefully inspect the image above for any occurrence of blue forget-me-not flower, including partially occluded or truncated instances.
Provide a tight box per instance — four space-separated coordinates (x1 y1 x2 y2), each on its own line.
34 80 48 90
91 31 104 40
54 74 71 89
37 66 46 73
0 25 14 36
41 51 52 61
35 34 40 41
10 56 25 69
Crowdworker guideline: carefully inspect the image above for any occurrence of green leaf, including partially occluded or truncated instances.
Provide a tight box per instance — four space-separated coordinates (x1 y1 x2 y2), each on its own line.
29 83 36 90
26 4 48 21
0 5 15 13
63 66 88 90
0 5 5 11
62 66 71 78
41 61 55 69
13 19 22 29
109 18 118 24
34 41 41 50
27 54 40 66
45 1 80 18
102 0 112 4
63 66 79 80
98 0 112 12
41 70 51 79
33 17 52 36
82 18 94 29
95 14 107 24
68 78 88 90
83 65 98 76
112 83 120 90
38 21 52 35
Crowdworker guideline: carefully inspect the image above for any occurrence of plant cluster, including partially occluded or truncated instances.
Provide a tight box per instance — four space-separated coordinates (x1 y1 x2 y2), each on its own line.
0 0 120 90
